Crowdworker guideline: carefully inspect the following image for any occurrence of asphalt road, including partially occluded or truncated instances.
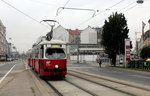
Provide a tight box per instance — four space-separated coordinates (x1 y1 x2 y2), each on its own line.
68 61 150 86
2 60 149 86
0 60 24 83
0 59 41 96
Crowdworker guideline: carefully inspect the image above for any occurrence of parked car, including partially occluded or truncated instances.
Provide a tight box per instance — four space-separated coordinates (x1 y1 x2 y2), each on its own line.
119 58 123 64
7 58 13 61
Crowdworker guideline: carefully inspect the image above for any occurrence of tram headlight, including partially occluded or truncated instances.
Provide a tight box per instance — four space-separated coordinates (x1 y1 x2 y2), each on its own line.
55 65 59 68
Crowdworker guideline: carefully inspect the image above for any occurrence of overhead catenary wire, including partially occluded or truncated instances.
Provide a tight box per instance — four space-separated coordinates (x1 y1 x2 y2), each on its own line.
56 7 97 18
124 0 147 13
51 0 71 38
95 0 147 26
94 1 137 26
54 0 71 19
95 0 125 17
76 0 125 28
28 0 58 7
76 9 107 28
1 0 50 29
94 0 143 28
63 0 71 7
118 1 135 12
123 4 138 13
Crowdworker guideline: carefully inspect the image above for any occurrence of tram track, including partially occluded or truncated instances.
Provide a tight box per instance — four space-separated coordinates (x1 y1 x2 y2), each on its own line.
65 79 98 96
69 69 150 92
28 62 150 96
45 75 130 96
68 74 133 96
68 69 150 96
29 66 97 96
45 81 63 96
45 79 97 96
31 70 97 96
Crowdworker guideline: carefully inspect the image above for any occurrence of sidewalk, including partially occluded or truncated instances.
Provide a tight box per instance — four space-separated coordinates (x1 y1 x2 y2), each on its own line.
68 60 109 67
0 70 41 96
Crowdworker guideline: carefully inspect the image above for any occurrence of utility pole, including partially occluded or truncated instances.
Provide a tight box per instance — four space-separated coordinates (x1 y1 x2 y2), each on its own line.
135 32 140 57
148 19 150 30
77 34 80 63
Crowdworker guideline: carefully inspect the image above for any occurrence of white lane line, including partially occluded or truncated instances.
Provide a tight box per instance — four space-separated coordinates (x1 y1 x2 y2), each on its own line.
132 75 150 79
0 64 16 83
25 61 28 70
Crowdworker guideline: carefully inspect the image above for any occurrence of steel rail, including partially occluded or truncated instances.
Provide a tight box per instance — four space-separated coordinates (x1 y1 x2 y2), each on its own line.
65 79 98 96
68 71 136 96
45 81 63 96
69 70 150 92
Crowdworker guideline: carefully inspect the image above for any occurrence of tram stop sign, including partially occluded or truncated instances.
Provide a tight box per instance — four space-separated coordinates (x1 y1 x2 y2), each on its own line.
125 39 130 61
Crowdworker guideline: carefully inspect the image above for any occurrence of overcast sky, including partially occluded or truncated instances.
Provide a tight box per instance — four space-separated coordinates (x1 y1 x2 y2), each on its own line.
0 0 150 53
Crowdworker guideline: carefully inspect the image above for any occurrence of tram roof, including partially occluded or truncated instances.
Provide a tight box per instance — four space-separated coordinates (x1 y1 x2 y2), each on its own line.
79 48 104 51
39 39 66 45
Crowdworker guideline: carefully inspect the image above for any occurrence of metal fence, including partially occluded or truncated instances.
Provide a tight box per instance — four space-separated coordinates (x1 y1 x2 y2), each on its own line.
128 60 150 69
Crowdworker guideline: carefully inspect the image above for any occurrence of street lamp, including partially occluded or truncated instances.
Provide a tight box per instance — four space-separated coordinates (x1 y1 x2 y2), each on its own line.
148 19 150 30
137 0 144 4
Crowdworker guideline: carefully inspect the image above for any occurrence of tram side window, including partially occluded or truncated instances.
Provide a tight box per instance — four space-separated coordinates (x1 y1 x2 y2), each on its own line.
40 45 44 58
32 51 35 58
45 48 66 59
35 49 39 58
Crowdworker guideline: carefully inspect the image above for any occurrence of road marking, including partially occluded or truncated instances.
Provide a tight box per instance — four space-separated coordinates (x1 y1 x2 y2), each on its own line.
132 75 150 79
25 61 28 70
22 60 28 70
0 64 16 83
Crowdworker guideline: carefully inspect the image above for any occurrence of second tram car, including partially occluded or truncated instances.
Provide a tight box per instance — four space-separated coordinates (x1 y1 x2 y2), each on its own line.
28 36 67 78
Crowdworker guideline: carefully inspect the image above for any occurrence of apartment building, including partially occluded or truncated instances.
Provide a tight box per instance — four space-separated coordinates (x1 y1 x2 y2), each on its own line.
68 29 81 44
80 26 97 44
144 30 150 46
53 25 69 43
0 20 6 60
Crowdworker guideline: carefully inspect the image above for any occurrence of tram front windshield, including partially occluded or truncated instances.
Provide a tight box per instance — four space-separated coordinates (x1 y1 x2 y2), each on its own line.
45 48 66 59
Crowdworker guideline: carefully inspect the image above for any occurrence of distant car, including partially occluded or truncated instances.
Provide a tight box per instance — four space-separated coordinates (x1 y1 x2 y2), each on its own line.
7 58 13 61
119 59 123 64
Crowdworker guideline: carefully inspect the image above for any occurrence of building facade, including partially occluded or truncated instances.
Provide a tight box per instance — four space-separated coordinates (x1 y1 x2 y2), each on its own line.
0 20 6 60
69 26 106 62
7 43 13 58
144 30 150 46
135 19 150 58
68 29 81 44
53 25 69 43
80 26 97 44
95 27 103 46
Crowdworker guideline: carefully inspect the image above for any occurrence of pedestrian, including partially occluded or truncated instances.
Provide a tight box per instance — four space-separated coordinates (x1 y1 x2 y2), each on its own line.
96 57 102 68
99 59 102 68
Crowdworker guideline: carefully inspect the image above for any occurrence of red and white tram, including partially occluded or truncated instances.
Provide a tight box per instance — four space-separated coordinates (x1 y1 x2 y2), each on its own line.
28 36 67 78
